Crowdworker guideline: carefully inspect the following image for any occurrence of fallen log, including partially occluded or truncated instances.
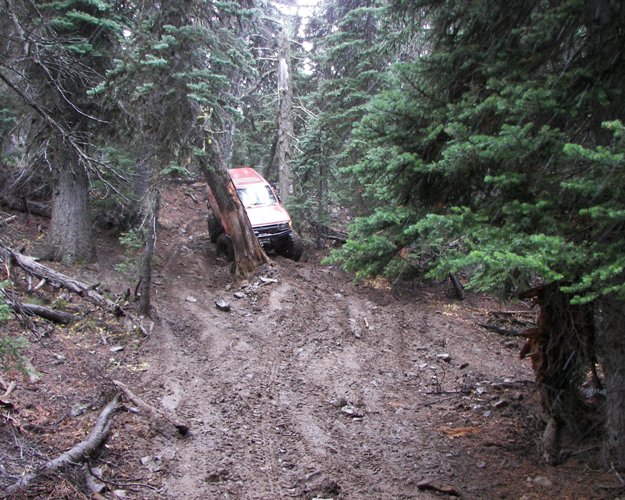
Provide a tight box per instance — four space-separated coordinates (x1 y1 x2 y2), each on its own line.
2 246 124 317
0 197 51 218
2 395 122 497
113 380 189 437
6 298 79 324
307 220 348 244
1 215 17 225
478 323 526 337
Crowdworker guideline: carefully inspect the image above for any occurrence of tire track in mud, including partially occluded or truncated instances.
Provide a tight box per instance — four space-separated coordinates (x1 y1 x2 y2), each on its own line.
145 270 319 498
121 186 586 500
246 263 444 499
266 269 403 497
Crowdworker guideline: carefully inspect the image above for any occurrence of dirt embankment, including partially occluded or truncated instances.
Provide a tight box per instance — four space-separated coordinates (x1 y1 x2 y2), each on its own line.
0 183 618 499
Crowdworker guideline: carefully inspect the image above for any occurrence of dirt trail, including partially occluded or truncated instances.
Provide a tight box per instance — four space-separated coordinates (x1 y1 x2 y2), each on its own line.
128 184 599 499
1 183 613 499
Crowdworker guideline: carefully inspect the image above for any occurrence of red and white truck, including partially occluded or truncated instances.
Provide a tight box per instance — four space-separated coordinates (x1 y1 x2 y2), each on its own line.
207 167 303 261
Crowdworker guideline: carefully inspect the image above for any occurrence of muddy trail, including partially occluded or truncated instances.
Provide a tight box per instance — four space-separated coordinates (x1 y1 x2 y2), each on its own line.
135 185 609 499
0 183 616 499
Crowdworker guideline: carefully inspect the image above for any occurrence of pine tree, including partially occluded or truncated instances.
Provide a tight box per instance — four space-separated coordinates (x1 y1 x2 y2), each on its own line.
0 0 129 264
104 0 271 283
293 0 391 226
330 0 625 464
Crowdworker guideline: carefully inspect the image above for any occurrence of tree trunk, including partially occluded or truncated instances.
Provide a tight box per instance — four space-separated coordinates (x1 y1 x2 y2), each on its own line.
276 28 294 204
316 159 328 248
598 294 625 468
47 158 95 265
199 156 268 278
138 189 160 316
518 284 596 464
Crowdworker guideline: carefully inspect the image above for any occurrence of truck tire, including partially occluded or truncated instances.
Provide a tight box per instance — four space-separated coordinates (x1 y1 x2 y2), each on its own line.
216 233 234 261
282 233 303 262
208 214 224 243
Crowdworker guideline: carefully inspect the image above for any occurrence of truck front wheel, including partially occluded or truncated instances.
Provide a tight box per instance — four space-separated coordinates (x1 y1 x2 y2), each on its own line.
216 233 234 261
282 233 303 262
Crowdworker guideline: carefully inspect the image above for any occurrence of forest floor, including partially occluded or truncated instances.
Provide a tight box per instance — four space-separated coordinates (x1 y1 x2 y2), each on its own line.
0 182 622 499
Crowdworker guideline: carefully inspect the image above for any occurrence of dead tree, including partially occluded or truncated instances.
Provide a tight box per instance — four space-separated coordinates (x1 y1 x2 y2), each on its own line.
5 298 79 324
276 28 294 204
138 188 160 316
3 396 122 496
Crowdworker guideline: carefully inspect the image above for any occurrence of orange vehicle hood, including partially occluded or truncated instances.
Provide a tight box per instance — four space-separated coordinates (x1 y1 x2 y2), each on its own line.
245 203 291 227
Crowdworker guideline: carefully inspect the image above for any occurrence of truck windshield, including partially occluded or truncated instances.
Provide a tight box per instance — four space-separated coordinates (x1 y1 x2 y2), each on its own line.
236 185 278 208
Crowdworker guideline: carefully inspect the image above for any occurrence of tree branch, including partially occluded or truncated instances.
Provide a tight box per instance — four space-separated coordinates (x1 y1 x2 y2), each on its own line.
3 395 122 497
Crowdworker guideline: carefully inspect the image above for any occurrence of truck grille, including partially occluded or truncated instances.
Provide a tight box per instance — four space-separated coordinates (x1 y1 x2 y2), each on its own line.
254 223 291 240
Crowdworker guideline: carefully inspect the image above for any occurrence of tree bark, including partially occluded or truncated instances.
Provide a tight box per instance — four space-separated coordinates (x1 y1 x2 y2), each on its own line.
47 158 95 265
518 284 597 464
276 28 294 204
598 294 625 468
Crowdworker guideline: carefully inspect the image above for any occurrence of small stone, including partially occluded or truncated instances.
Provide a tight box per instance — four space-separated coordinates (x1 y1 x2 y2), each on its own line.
140 455 162 473
53 354 66 365
483 410 493 418
233 292 245 299
185 295 198 303
340 404 364 418
477 461 486 469
436 353 452 363
215 299 231 312
533 476 552 488
493 399 508 408
110 346 124 352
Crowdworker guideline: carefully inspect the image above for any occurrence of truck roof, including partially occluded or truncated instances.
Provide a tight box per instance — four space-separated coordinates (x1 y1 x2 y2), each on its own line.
228 167 266 186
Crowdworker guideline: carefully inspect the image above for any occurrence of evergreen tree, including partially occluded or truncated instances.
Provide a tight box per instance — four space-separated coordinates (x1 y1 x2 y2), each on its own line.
0 0 129 264
101 0 271 282
329 0 625 464
293 0 391 226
